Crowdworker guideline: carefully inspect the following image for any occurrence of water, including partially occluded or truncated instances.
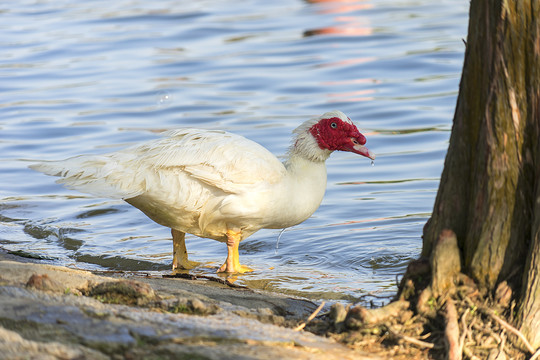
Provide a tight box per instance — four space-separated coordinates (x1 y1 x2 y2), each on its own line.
0 0 469 303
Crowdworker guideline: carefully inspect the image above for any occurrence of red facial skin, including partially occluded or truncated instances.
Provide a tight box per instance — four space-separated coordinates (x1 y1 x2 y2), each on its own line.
309 117 371 157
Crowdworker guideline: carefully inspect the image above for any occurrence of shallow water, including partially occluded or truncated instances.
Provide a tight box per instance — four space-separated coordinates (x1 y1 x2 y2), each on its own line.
0 0 469 303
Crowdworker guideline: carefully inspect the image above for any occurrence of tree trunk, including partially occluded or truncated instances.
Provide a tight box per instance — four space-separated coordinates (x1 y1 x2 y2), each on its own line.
422 0 540 347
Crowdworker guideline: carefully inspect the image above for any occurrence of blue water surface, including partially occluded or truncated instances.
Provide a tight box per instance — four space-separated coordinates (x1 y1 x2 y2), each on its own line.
0 0 469 302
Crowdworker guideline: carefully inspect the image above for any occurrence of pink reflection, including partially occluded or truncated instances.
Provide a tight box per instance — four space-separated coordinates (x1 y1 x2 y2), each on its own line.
322 78 377 85
307 0 373 14
305 0 373 37
305 25 372 37
327 89 375 102
320 56 375 67
305 0 377 103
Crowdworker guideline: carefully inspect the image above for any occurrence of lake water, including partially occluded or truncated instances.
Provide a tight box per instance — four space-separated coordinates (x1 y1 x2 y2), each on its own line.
0 0 469 303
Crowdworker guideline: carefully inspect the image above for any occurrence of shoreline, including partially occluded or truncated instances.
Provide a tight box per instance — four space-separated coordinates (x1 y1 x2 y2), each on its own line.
0 248 376 359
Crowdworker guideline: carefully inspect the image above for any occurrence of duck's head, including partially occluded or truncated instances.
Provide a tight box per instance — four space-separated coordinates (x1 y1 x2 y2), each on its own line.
292 110 375 162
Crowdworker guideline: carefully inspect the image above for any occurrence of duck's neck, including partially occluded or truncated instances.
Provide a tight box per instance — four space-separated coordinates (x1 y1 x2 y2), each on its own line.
274 149 328 228
286 121 332 164
282 122 333 187
284 151 328 179
283 130 331 198
261 128 332 229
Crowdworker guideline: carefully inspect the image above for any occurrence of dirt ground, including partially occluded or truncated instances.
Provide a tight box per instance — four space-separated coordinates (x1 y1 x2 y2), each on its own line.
1 247 536 359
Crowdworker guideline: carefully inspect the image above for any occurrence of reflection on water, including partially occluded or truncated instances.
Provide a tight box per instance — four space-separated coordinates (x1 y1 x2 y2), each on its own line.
0 0 469 303
305 0 373 37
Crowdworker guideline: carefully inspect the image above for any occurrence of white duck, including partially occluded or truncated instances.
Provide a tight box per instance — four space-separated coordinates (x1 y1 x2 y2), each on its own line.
31 110 375 273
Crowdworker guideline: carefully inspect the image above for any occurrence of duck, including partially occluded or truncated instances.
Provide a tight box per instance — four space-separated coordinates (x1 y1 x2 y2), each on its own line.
30 110 375 273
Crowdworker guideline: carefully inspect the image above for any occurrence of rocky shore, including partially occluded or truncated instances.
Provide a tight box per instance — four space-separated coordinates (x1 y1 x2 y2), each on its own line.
0 249 376 359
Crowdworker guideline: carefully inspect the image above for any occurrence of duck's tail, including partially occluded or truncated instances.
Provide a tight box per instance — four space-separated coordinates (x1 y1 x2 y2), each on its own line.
30 154 144 199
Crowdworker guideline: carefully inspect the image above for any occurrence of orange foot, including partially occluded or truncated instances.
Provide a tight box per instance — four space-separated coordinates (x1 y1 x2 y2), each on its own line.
171 229 200 271
217 229 254 274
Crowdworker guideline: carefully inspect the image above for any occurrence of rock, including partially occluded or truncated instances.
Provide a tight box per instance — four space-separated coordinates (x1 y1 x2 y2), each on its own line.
188 297 206 313
160 296 219 315
0 250 376 360
88 280 157 305
26 273 65 293
0 326 108 360
329 303 348 332
0 255 108 292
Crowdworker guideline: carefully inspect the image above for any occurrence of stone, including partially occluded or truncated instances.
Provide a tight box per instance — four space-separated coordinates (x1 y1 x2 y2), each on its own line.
329 302 348 332
0 250 378 360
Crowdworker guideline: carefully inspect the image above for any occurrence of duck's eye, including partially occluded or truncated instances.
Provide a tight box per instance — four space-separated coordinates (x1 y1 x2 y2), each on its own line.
330 122 337 129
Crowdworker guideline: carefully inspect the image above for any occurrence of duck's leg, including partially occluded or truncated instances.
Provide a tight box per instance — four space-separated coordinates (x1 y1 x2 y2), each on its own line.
171 229 200 271
218 229 253 273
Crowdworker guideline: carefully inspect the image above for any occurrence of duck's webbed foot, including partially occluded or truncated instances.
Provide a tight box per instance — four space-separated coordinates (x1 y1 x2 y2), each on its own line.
217 229 253 274
171 229 200 271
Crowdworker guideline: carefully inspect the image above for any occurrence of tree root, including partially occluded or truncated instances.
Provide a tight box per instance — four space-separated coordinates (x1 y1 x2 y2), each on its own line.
298 229 539 359
386 326 442 350
304 229 537 359
294 301 326 331
444 298 460 360
325 277 535 359
531 349 540 360
468 297 536 355
345 299 410 328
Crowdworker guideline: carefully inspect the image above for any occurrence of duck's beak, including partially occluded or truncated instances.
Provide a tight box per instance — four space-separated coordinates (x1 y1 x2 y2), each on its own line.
345 136 375 160
352 143 376 160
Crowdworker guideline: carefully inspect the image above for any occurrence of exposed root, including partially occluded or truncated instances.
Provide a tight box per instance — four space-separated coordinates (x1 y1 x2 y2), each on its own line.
470 297 536 355
294 301 325 331
431 230 461 298
304 273 535 359
444 298 460 360
301 230 536 359
531 349 540 360
386 326 442 350
345 300 410 328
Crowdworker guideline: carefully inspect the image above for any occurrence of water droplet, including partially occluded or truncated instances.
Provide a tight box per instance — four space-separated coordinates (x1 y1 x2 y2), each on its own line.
371 160 375 167
156 91 173 107
275 229 286 255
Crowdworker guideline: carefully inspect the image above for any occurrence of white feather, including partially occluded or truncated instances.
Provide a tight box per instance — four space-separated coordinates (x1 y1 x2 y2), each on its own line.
30 111 371 243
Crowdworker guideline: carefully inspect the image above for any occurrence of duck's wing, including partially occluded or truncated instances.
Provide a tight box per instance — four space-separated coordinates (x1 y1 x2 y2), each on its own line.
146 129 286 193
31 129 287 199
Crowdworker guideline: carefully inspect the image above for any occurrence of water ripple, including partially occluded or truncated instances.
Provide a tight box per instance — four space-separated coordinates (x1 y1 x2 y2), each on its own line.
0 0 469 302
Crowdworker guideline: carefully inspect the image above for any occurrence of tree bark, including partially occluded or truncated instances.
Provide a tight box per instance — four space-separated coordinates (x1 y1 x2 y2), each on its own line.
422 0 540 347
